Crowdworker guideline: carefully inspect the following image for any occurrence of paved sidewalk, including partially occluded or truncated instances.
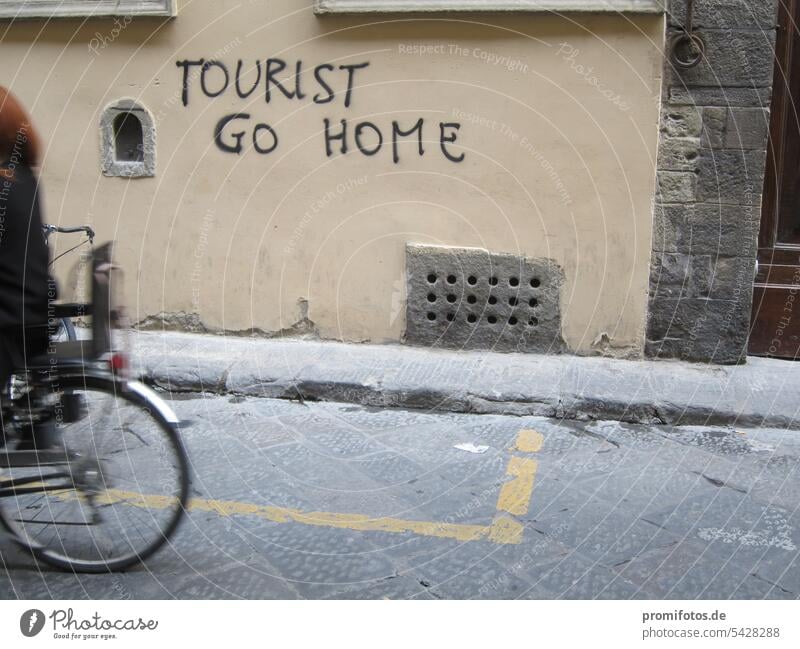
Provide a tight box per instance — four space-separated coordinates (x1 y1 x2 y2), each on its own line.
131 331 800 428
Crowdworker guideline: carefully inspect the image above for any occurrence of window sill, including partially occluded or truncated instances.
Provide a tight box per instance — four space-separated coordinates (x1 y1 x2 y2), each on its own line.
0 0 175 20
315 0 664 13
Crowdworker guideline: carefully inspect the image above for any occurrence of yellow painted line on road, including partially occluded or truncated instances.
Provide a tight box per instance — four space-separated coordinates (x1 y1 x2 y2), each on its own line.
511 428 544 453
47 427 543 546
496 428 544 516
88 488 524 544
495 456 538 516
192 498 496 542
488 515 524 544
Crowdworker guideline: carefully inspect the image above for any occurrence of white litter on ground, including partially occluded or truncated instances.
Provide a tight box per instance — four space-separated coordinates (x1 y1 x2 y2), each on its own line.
454 443 490 454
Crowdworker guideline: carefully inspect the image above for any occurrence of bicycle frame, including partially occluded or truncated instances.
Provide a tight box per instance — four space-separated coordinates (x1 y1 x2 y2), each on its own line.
0 241 130 501
43 224 96 335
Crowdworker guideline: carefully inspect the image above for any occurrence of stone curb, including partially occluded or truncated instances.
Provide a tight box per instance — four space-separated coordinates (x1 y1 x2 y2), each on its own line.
131 330 800 428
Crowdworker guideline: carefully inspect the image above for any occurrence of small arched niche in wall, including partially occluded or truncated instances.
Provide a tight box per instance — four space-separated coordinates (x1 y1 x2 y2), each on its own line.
100 99 155 178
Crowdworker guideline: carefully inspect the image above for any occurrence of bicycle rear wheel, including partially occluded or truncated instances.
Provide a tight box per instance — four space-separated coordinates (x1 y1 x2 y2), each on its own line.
52 317 77 342
0 374 189 572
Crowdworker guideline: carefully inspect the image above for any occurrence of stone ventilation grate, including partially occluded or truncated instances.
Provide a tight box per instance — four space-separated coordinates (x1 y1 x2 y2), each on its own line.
404 244 565 353
422 272 543 328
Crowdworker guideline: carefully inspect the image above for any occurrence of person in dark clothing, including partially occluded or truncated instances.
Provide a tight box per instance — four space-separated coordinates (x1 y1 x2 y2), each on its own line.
0 86 55 401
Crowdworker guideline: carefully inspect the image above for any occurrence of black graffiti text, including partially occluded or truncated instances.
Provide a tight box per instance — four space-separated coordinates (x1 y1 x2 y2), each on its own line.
176 58 370 108
323 118 465 163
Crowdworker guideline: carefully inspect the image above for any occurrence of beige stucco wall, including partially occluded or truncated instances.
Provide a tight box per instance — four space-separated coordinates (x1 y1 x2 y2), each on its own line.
0 1 664 354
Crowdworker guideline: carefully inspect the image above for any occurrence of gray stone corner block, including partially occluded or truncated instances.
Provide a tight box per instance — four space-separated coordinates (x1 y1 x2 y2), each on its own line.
692 203 760 257
404 243 566 354
649 251 711 300
649 252 757 303
657 136 700 171
660 106 703 138
652 202 692 253
667 0 779 30
697 147 767 204
656 170 698 203
667 85 773 108
654 202 759 257
725 107 771 149
701 106 727 148
700 106 771 151
665 28 776 89
645 295 751 364
100 98 156 178
649 0 776 365
706 255 758 300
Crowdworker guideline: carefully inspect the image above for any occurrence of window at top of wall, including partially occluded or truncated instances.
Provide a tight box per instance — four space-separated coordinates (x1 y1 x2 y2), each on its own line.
314 0 663 12
0 0 176 19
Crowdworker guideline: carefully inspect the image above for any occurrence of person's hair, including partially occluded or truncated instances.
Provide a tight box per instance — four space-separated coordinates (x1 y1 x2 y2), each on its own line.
0 86 41 180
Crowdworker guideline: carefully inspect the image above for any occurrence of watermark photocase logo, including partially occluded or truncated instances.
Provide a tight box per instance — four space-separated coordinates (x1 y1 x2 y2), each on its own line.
20 609 45 637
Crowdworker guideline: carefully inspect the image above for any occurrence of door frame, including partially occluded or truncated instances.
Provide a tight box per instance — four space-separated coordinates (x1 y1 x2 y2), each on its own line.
750 0 800 357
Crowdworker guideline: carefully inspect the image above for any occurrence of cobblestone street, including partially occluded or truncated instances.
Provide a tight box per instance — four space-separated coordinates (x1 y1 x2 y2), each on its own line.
1 394 798 599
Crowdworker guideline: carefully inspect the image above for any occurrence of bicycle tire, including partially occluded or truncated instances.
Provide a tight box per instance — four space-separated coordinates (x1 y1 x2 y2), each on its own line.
60 317 77 342
0 374 190 573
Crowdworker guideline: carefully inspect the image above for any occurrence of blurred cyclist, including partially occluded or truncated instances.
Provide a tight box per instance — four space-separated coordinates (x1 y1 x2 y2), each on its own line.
0 87 56 421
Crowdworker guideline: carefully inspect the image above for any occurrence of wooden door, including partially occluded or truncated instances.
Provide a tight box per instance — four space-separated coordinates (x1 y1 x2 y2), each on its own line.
750 0 800 358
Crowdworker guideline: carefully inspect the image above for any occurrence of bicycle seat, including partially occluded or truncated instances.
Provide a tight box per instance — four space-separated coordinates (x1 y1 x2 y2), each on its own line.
25 341 95 371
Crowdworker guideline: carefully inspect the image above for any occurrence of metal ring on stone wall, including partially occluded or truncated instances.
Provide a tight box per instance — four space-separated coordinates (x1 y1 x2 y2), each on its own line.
669 31 705 70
